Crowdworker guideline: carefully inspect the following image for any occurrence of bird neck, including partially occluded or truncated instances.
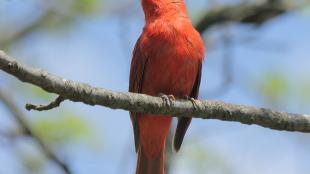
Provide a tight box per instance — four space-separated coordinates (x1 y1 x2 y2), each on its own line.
141 0 188 22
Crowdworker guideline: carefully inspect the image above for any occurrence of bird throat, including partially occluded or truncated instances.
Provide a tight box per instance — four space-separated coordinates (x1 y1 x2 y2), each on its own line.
141 0 188 21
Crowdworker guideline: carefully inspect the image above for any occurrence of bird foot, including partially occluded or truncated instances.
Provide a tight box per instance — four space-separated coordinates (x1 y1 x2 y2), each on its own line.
158 93 175 107
183 95 198 110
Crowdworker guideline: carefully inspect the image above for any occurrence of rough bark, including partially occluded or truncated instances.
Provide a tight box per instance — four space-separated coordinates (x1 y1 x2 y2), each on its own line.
1 50 310 133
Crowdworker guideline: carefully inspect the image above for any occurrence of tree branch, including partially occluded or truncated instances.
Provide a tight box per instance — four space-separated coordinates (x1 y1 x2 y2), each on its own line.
26 96 65 111
0 89 71 174
0 50 310 132
195 0 291 33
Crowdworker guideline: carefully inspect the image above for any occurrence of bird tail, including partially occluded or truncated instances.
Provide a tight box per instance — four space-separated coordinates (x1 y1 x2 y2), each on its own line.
136 146 164 174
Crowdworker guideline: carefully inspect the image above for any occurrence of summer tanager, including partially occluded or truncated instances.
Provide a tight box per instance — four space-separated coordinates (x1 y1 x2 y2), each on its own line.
129 0 205 173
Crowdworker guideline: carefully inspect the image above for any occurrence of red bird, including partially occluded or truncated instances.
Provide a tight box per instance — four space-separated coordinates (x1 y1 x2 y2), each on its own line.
129 0 205 173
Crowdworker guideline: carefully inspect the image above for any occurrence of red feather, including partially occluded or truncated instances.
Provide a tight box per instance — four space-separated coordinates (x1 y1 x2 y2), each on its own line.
129 0 205 173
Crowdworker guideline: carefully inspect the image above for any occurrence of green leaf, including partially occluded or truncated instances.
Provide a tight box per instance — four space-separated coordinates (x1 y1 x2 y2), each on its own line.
32 112 90 144
299 5 310 16
179 139 236 174
301 82 310 101
73 0 101 14
256 72 289 104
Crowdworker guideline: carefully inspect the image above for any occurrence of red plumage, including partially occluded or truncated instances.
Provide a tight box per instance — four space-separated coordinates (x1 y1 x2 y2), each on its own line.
129 0 205 173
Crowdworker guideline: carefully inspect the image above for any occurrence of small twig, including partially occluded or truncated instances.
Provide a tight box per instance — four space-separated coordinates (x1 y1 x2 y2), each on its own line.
0 89 72 174
26 96 65 111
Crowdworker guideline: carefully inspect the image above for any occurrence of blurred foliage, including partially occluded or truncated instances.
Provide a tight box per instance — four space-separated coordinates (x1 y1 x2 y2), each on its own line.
301 5 310 15
0 0 103 48
175 139 236 174
255 72 290 105
15 84 56 101
17 142 45 174
301 82 310 102
254 72 310 108
32 112 90 145
187 144 209 172
73 0 101 14
41 0 102 29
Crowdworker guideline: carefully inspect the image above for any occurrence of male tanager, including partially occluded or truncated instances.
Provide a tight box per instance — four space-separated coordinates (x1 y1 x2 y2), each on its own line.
129 0 205 173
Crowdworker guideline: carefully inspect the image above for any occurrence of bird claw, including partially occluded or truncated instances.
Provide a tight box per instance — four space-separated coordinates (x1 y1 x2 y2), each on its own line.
183 95 198 110
158 93 175 107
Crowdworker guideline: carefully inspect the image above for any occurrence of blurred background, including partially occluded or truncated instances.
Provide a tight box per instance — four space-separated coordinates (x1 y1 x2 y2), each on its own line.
0 0 310 174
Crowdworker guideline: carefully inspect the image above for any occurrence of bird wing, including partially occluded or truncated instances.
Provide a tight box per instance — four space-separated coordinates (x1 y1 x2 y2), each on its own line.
173 61 202 152
129 37 148 152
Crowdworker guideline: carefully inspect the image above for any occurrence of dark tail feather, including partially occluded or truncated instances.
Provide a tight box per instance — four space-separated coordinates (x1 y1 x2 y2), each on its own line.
136 146 164 174
173 117 192 152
